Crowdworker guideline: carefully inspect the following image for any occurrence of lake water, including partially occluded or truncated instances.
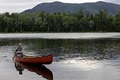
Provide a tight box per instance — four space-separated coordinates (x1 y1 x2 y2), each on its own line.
1 33 120 80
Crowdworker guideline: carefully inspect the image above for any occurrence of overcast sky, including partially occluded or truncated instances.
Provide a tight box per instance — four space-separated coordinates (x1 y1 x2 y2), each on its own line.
0 0 119 13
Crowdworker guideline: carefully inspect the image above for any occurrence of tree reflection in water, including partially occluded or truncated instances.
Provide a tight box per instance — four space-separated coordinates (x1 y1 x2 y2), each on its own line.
14 62 53 80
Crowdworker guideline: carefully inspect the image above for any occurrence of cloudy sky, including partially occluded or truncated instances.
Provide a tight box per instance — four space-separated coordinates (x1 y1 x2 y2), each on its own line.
0 0 119 13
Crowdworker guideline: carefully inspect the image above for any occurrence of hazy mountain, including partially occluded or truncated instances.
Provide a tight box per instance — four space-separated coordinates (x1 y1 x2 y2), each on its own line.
23 1 120 15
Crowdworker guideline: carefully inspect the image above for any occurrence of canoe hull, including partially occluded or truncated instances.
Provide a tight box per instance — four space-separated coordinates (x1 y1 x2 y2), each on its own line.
15 54 53 64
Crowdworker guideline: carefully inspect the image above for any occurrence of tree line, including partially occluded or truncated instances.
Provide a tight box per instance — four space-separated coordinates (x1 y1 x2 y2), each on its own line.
0 10 120 32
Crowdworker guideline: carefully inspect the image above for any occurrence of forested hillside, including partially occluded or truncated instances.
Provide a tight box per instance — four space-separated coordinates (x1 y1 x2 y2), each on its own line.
23 1 120 15
0 10 120 32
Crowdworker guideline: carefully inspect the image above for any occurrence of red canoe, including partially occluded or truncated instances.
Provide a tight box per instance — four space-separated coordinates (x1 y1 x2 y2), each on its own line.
15 54 53 64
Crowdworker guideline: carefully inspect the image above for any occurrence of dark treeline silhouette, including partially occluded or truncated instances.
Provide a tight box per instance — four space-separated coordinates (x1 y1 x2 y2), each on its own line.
0 10 120 32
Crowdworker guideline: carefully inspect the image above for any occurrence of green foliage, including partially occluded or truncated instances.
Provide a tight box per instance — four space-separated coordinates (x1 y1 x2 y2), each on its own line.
0 10 120 32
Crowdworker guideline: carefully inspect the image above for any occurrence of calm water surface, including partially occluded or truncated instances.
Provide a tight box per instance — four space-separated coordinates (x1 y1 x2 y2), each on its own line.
0 33 120 80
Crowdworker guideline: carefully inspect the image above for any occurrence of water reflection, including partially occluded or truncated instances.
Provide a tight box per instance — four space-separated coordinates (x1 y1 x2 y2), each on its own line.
15 62 24 75
14 62 53 80
0 39 120 61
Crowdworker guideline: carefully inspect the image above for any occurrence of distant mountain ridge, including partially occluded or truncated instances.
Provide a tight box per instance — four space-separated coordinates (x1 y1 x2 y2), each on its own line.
23 1 120 15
